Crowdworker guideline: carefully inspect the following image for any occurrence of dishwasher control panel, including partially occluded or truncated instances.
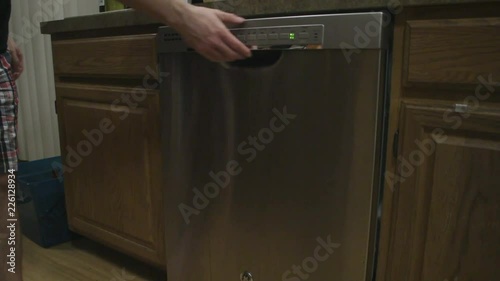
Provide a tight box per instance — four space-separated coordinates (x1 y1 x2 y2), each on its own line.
230 24 324 47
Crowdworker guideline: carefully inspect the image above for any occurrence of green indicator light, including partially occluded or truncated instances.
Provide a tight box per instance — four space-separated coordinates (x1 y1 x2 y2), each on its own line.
289 32 295 39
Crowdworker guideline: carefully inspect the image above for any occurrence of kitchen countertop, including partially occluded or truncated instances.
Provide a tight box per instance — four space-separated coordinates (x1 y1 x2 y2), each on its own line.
40 0 497 34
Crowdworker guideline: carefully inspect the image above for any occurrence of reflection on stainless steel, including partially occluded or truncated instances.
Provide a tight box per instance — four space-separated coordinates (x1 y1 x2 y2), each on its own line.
159 12 389 281
240 271 254 281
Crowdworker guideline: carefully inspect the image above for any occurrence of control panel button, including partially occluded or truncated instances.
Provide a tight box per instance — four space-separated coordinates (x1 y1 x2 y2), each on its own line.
247 34 257 41
237 35 246 41
299 32 310 39
268 33 279 40
280 33 289 39
257 34 267 40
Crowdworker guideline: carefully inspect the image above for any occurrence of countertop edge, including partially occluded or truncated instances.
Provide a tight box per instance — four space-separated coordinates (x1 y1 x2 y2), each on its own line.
40 0 498 35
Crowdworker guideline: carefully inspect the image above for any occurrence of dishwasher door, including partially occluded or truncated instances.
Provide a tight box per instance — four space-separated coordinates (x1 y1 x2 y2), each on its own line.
159 13 389 281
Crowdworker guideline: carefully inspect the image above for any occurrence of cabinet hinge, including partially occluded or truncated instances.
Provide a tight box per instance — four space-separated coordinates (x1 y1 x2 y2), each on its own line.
392 129 399 159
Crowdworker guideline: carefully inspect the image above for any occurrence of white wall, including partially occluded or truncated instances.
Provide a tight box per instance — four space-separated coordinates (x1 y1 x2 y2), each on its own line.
10 0 99 161
64 0 100 17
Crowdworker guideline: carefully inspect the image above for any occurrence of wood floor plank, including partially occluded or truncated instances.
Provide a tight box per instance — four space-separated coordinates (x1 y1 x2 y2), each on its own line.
22 236 165 281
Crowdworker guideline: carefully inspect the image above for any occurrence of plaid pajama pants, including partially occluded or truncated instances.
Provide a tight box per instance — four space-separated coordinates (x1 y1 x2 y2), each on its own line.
0 51 18 173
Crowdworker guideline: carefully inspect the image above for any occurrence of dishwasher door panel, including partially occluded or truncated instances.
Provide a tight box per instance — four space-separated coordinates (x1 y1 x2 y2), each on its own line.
161 49 385 281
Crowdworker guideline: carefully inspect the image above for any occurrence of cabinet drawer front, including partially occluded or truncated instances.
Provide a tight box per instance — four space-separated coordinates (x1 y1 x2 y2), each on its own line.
52 34 156 78
405 17 500 87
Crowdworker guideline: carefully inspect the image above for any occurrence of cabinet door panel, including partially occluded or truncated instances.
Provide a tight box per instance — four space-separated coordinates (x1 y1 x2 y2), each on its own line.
55 83 164 266
384 101 500 281
422 144 500 280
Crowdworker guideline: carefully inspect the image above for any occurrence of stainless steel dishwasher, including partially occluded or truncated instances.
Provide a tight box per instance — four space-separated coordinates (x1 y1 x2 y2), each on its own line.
158 12 390 281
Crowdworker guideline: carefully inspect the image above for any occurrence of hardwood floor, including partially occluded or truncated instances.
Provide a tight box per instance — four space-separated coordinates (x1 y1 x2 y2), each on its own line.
23 236 166 281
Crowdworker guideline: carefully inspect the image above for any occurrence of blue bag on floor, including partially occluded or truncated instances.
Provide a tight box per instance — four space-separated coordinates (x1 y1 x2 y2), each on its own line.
17 157 74 248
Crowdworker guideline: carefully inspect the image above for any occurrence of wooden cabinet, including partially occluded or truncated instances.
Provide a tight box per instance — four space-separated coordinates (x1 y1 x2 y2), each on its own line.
52 34 157 78
383 101 500 280
377 4 500 281
404 18 500 86
55 83 164 267
49 31 165 268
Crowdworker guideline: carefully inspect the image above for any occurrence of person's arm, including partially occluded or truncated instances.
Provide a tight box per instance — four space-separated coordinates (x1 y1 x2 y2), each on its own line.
120 0 251 62
7 37 23 80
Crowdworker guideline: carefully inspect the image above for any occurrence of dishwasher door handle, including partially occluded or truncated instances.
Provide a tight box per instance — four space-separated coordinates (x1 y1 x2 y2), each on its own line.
223 50 283 69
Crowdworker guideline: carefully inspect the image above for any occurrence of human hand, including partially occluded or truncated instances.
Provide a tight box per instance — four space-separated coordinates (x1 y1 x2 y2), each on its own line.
171 5 251 62
7 38 24 80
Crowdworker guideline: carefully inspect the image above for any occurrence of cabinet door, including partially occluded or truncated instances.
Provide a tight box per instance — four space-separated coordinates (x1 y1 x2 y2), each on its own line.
55 83 164 267
383 101 500 281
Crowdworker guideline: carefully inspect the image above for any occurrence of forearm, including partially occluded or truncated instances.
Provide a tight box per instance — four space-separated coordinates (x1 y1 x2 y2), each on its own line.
120 0 191 26
119 0 251 62
7 37 14 50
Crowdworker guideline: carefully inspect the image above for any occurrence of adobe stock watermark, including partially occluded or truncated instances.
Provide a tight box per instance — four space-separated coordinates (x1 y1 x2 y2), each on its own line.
110 268 135 281
385 74 499 190
341 0 403 64
10 0 72 47
51 66 170 178
178 106 297 224
282 235 341 281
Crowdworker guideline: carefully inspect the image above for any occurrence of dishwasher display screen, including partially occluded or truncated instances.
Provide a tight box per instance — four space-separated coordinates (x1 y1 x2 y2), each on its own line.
230 24 324 47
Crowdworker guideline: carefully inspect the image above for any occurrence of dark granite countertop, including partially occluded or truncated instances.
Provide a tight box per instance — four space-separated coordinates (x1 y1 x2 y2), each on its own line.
41 0 498 34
